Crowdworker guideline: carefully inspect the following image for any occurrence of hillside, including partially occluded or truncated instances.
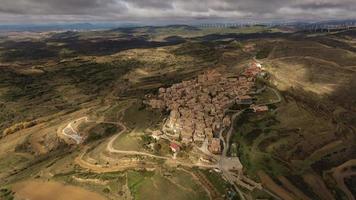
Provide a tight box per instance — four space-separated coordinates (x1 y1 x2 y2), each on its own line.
0 26 355 200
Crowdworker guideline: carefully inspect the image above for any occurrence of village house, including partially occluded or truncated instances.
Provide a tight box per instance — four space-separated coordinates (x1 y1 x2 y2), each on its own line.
209 138 222 154
147 62 264 145
170 142 181 153
250 105 269 113
236 95 253 104
148 99 165 109
151 130 163 140
200 155 214 163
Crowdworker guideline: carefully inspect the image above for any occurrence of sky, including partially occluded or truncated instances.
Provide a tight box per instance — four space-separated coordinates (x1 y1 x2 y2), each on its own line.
0 0 355 24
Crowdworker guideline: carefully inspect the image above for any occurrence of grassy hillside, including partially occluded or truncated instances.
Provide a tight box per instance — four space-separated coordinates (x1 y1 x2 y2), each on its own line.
243 31 356 199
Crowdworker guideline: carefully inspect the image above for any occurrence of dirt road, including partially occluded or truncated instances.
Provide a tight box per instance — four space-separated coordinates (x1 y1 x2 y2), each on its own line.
331 159 356 200
76 119 218 172
60 117 88 144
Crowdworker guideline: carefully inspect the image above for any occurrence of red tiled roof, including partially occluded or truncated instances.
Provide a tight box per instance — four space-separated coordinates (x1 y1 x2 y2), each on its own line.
170 142 180 150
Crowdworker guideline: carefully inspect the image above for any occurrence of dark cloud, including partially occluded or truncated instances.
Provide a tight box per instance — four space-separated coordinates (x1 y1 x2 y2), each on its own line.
124 0 173 9
0 0 355 23
293 1 355 11
0 0 126 15
210 0 289 13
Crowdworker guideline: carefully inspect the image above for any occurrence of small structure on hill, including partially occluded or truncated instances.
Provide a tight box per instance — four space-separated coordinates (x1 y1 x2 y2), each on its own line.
236 95 253 104
170 142 181 153
250 105 269 113
209 138 222 154
151 130 163 140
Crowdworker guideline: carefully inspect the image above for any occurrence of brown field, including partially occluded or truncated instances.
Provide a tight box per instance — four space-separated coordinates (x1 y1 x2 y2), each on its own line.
302 173 334 200
12 180 107 200
277 176 312 200
257 171 296 200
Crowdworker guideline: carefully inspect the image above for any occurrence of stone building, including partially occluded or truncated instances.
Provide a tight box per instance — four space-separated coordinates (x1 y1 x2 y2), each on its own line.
147 63 263 145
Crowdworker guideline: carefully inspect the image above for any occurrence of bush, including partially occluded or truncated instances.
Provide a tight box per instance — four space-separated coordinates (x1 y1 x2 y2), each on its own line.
256 47 272 59
102 187 111 193
86 124 118 142
0 188 15 200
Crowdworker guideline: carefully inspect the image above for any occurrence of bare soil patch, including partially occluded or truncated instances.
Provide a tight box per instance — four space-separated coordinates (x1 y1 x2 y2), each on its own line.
12 180 107 200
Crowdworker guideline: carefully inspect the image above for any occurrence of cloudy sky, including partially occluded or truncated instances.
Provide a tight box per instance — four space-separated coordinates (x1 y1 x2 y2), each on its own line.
0 0 355 24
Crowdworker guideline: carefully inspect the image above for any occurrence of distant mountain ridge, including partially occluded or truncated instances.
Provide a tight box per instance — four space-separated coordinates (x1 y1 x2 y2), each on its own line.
0 23 138 32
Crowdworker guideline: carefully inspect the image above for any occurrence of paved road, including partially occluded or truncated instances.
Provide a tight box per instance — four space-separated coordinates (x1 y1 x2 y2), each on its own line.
74 59 284 199
106 131 170 160
262 87 282 106
106 130 218 168
217 85 283 199
77 118 218 172
222 109 246 158
218 109 246 200
60 114 129 145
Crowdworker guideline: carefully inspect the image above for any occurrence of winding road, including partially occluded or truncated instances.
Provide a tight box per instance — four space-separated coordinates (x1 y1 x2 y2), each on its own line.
75 117 218 172
331 159 356 200
72 59 284 200
217 84 282 200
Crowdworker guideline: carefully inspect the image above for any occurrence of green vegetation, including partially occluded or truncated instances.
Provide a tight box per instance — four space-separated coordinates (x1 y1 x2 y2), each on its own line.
200 169 230 194
0 41 57 62
231 111 289 178
122 101 164 130
250 189 274 200
230 95 349 199
113 132 142 151
0 188 15 200
345 177 356 198
120 25 279 41
0 153 30 174
0 24 355 200
56 60 141 95
86 123 118 142
173 42 221 63
53 170 127 199
269 40 356 67
0 59 141 133
1 148 73 186
128 170 208 200
255 87 279 105
256 46 272 59
153 139 171 156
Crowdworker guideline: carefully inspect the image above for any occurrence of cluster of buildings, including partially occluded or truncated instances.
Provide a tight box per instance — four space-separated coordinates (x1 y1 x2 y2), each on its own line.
148 62 264 154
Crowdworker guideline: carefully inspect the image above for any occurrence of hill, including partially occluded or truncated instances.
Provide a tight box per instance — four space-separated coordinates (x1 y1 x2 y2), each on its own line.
0 26 355 200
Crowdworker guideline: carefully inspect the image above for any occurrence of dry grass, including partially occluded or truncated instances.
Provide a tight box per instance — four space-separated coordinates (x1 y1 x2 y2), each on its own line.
257 171 296 200
12 180 107 200
266 57 354 96
302 173 334 200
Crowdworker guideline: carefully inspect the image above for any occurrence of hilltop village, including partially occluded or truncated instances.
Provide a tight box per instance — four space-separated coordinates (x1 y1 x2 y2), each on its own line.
148 62 266 153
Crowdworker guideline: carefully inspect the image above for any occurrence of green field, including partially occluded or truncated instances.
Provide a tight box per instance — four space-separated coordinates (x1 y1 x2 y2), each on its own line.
122 101 164 130
128 170 208 200
113 132 143 151
86 123 119 142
